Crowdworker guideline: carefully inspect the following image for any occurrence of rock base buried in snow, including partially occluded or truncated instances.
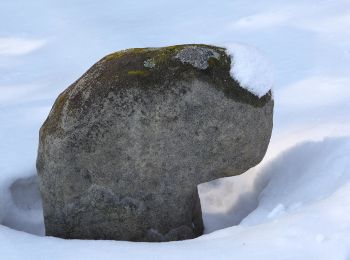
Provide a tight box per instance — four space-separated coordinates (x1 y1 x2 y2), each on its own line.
2 137 350 259
36 44 273 242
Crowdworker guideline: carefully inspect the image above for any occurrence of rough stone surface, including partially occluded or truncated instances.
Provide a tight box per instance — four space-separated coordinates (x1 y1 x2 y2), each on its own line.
175 46 220 69
36 44 273 242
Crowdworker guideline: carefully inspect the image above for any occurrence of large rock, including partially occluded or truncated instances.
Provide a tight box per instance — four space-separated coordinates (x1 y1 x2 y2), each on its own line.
37 44 273 242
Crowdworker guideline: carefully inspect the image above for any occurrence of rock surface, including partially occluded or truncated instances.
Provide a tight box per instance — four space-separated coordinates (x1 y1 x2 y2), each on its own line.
36 44 273 242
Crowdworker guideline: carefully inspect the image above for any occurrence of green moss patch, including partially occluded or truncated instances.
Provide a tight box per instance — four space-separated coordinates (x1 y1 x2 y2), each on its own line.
127 70 150 76
98 44 272 107
42 44 272 139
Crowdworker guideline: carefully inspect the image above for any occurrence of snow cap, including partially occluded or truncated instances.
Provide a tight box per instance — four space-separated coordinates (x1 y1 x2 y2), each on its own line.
226 43 274 98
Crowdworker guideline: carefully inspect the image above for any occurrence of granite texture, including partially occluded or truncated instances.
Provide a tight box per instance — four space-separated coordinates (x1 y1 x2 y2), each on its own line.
37 44 273 242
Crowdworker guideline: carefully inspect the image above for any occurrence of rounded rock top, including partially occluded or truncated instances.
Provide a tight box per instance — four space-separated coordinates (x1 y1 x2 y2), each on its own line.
101 44 273 104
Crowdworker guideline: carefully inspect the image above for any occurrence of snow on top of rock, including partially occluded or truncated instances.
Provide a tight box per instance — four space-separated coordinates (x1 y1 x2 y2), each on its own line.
226 43 274 98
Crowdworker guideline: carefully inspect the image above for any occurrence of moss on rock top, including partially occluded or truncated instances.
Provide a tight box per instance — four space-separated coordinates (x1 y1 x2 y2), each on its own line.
40 44 272 140
100 44 271 106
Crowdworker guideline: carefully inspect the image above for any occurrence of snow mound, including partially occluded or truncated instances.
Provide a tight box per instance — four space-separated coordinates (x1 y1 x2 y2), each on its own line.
242 137 350 226
200 136 350 234
226 43 274 98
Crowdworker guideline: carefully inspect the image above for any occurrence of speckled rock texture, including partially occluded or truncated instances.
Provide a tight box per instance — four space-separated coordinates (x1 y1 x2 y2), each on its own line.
37 44 273 242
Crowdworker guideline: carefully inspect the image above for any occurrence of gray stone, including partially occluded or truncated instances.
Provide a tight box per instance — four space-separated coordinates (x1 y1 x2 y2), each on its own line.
36 44 273 242
175 46 220 69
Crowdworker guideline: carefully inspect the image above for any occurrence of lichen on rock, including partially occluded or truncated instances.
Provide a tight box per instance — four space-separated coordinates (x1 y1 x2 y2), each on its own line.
143 58 155 68
175 46 220 69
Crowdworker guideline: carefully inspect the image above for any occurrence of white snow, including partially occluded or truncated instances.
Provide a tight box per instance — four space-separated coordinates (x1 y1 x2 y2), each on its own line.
1 0 350 259
225 43 274 98
316 234 325 243
267 204 285 219
0 37 47 56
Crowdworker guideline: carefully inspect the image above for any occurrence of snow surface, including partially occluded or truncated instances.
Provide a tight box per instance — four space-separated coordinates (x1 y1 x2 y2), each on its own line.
1 137 350 259
226 43 274 97
1 0 350 259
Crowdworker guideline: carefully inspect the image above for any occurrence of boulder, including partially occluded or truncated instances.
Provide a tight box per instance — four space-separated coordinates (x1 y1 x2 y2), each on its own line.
37 44 273 241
